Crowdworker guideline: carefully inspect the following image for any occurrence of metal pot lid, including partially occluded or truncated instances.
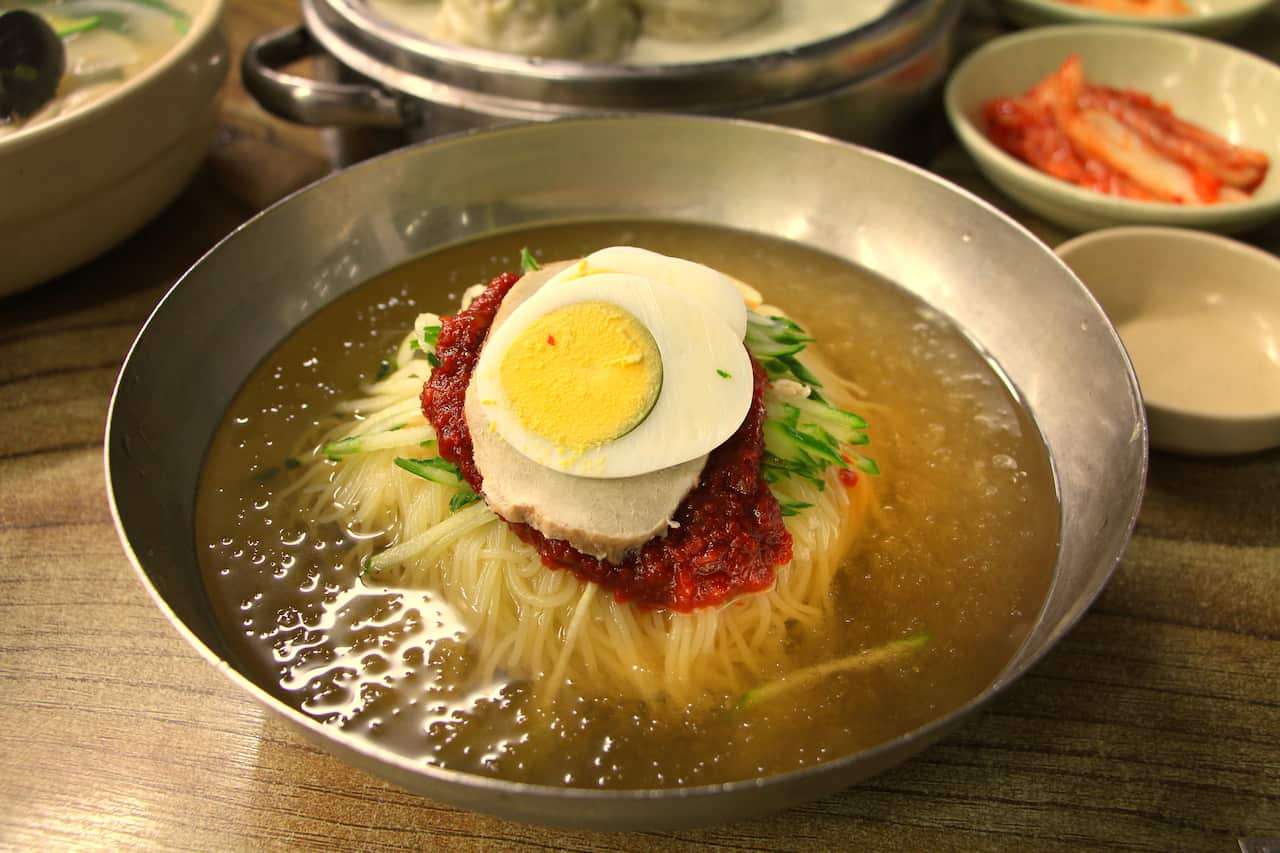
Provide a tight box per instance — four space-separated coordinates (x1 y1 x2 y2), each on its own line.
304 0 955 115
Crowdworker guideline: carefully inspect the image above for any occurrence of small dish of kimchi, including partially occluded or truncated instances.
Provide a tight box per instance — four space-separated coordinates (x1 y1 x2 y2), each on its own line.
945 26 1280 234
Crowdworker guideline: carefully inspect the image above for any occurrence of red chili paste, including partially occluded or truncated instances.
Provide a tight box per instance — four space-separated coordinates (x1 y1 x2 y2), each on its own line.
420 271 519 489
421 272 793 612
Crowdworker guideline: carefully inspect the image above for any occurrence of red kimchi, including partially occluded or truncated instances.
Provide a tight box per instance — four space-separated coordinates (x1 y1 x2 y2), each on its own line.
983 55 1269 205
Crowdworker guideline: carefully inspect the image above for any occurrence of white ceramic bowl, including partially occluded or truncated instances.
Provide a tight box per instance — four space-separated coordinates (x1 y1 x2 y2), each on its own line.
0 1 229 298
996 0 1275 38
945 26 1280 235
1057 226 1280 456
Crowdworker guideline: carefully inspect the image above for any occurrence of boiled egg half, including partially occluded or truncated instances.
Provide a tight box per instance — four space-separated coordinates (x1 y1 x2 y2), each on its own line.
472 247 753 478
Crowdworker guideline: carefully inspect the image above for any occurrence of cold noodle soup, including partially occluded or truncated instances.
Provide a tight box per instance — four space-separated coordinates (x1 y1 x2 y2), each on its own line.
197 221 1059 789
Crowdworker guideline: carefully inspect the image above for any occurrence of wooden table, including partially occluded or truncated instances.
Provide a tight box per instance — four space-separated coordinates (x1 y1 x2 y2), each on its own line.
2 1 1277 849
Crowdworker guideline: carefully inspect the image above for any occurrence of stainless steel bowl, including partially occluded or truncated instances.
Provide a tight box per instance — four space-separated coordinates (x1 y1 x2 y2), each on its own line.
106 116 1147 830
241 0 960 162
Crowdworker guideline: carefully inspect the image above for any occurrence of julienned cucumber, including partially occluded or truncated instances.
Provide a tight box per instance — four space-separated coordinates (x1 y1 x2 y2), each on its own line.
746 308 877 502
394 457 480 511
736 632 931 709
393 456 463 487
745 313 812 357
764 419 846 470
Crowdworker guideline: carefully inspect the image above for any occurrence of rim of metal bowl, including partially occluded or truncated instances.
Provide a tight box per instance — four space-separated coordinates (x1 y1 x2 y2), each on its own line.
105 114 1148 829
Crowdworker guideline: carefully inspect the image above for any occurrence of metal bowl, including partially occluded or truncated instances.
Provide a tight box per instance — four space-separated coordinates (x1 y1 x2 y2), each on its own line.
106 116 1147 830
241 0 960 162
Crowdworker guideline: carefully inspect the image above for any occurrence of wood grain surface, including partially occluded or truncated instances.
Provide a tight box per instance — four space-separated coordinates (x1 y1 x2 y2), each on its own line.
1 1 1277 850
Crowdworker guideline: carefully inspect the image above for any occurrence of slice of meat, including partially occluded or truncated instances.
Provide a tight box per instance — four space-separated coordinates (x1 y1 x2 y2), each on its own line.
465 261 709 563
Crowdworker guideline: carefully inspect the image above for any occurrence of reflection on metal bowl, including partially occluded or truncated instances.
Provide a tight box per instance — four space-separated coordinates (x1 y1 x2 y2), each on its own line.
106 117 1146 830
240 0 961 164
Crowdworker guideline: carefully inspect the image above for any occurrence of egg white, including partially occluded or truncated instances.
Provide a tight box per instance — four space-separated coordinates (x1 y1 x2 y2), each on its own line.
544 246 750 340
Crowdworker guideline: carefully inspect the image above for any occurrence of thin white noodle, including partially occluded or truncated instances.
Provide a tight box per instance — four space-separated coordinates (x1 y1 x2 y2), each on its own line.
544 582 597 698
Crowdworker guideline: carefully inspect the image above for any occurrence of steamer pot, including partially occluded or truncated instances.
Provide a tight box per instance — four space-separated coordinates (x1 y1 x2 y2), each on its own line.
107 116 1147 831
242 0 961 163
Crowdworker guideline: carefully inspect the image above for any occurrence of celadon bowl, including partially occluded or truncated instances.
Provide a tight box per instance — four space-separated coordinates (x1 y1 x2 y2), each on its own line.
945 26 1280 235
106 116 1147 830
0 0 229 298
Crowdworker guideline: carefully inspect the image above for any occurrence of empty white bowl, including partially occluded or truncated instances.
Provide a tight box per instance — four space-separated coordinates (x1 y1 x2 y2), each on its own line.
0 0 228 297
1056 226 1280 456
996 0 1276 38
945 26 1280 235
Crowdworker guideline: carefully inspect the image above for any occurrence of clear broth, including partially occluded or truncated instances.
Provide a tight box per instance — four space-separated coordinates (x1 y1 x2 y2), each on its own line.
197 221 1059 788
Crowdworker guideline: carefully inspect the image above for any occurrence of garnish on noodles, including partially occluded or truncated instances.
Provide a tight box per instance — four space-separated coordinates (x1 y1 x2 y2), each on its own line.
983 55 1269 205
418 248 873 611
298 246 884 705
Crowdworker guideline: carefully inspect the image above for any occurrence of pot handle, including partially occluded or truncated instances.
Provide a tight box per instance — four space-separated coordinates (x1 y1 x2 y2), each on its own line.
242 24 407 129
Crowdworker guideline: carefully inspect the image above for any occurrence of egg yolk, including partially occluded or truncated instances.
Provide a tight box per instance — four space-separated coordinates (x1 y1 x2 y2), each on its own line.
498 301 662 451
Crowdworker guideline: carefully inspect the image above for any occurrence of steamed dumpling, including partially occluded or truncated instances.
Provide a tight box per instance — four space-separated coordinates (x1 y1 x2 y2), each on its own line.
637 0 777 40
431 0 640 62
